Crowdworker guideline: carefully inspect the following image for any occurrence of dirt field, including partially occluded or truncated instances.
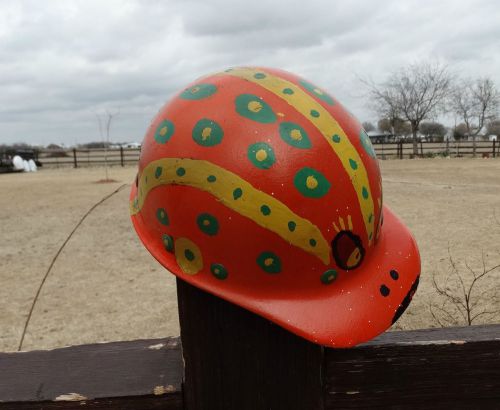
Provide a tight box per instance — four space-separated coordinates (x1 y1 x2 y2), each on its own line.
1 158 500 352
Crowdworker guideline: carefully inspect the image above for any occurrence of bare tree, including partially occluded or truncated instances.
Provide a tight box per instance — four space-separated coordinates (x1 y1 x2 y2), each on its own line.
486 119 500 137
96 110 119 181
450 77 499 156
430 247 500 327
366 62 451 155
362 121 375 132
453 123 468 141
420 121 446 142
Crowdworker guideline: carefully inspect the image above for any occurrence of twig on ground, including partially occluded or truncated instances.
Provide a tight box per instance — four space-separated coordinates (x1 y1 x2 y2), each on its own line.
17 183 128 351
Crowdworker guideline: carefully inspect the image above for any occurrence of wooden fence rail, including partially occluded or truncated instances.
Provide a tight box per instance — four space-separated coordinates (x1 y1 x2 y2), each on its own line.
32 140 500 168
1 279 500 409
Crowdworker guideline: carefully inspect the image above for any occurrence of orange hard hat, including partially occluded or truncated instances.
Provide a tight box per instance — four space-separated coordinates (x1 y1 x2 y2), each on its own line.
130 67 420 347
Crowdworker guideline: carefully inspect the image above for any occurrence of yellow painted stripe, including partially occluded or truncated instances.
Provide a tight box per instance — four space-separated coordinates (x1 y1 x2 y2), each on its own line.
225 68 375 245
131 158 330 264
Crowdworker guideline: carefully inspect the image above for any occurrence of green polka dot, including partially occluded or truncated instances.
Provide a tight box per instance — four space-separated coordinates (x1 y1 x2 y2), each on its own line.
369 232 373 240
233 188 243 200
254 72 266 79
310 109 320 118
288 221 296 232
207 175 216 182
196 213 219 236
180 83 217 100
211 263 228 280
349 158 358 170
155 166 162 178
162 234 174 253
362 186 369 199
154 120 175 144
309 239 317 247
257 251 281 274
299 80 335 105
192 118 224 147
260 205 271 216
283 88 294 95
294 167 331 198
156 208 169 225
321 269 338 285
360 129 377 158
235 94 277 124
332 134 341 143
176 167 186 177
248 142 276 169
279 122 311 149
184 249 195 261
368 214 373 223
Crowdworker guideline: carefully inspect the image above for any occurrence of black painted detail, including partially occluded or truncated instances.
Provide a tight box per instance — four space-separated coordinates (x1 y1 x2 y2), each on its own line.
390 269 399 280
331 230 365 270
392 275 420 324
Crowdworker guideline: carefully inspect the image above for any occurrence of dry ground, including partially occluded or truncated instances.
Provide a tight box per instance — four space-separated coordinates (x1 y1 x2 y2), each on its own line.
1 159 500 352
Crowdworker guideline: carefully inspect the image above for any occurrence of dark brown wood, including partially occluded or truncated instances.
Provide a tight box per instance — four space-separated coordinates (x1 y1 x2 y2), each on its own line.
0 395 183 409
2 322 500 408
493 139 496 157
120 146 124 166
325 324 500 409
72 148 77 168
177 278 326 410
0 337 183 409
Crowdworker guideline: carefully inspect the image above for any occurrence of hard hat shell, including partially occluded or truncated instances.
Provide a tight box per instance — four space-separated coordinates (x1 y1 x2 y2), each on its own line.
130 67 420 347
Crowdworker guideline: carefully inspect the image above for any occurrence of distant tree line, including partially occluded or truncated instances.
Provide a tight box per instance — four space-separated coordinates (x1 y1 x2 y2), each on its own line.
364 62 500 156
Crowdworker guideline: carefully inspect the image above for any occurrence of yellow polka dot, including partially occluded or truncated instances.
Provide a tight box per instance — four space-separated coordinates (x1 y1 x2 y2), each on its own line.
248 101 263 113
202 219 210 226
214 268 220 274
277 112 285 117
290 129 302 141
306 175 318 189
174 237 203 275
159 126 168 137
264 258 274 266
256 149 268 162
191 86 200 93
313 87 323 95
201 127 212 140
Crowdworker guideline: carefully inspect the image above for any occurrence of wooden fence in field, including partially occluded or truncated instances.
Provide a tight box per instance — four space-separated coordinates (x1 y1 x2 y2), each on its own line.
375 139 499 159
35 140 499 168
38 147 140 168
1 279 500 409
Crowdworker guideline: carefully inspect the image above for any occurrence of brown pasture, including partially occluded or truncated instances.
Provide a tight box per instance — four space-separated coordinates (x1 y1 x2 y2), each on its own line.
1 158 499 352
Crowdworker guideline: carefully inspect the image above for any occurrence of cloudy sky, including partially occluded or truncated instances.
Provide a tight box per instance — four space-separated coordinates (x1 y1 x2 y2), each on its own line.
1 0 499 146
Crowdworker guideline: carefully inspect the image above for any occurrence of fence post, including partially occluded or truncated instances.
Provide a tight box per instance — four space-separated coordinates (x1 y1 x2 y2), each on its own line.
493 139 496 158
177 278 325 410
120 146 124 167
73 148 78 168
420 140 423 157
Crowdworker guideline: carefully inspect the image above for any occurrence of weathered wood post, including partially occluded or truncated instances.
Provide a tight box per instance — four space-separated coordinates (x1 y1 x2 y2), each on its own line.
120 146 124 167
177 278 325 410
493 139 496 158
73 148 78 168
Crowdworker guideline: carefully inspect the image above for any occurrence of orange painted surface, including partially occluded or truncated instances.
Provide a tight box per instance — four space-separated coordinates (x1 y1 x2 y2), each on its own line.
130 67 420 347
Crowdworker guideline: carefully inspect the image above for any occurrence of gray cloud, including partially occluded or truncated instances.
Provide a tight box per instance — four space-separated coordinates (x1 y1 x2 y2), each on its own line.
0 0 499 145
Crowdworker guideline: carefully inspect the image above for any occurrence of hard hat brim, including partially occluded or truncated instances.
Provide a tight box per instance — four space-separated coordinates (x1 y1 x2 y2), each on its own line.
131 181 420 348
